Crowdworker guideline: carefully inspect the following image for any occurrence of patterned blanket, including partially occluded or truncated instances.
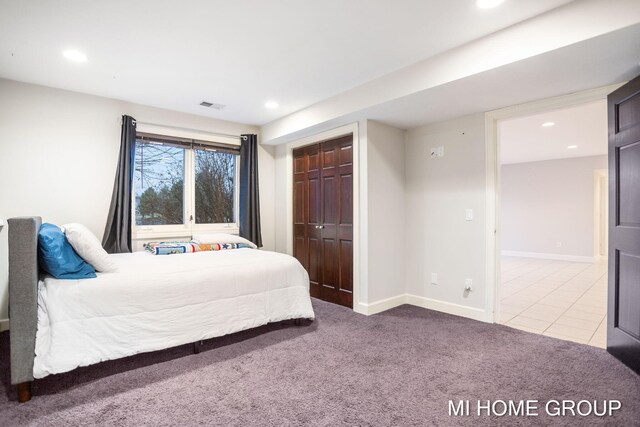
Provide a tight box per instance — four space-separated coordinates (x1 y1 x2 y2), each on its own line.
144 241 253 255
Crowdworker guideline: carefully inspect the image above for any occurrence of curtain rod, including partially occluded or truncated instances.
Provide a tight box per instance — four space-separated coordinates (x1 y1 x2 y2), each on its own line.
132 120 247 141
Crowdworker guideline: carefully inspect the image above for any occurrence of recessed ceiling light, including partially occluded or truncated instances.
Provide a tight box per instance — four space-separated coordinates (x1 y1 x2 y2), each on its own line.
567 145 578 149
62 49 87 62
265 101 279 109
542 122 555 127
476 0 505 9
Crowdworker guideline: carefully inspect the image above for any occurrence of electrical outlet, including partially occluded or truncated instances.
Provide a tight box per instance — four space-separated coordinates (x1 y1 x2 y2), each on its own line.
431 272 438 285
464 278 473 291
556 241 562 248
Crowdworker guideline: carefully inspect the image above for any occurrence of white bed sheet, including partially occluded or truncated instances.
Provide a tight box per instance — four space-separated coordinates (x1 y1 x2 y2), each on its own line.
34 249 314 378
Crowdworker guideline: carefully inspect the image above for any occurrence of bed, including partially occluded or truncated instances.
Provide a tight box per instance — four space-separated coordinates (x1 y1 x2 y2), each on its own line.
8 216 315 402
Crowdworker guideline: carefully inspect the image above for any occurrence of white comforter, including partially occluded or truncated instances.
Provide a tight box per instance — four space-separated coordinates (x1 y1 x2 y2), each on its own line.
34 249 314 378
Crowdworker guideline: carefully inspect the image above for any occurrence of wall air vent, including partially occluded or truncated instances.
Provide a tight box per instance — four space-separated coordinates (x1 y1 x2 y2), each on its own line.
200 101 226 110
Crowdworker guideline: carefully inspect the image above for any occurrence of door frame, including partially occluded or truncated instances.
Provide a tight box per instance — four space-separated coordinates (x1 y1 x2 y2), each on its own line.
593 169 609 259
484 83 623 323
284 123 363 312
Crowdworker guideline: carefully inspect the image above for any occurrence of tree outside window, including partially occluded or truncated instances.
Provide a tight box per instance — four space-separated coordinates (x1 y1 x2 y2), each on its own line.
134 138 237 227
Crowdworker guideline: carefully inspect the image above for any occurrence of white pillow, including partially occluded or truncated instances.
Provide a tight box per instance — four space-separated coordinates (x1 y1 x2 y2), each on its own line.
62 223 118 272
192 233 257 249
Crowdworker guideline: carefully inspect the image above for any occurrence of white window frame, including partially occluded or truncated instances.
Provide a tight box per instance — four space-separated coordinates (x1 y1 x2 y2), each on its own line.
131 132 240 241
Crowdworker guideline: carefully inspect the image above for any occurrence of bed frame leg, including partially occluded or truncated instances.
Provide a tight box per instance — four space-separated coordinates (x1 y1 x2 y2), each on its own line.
193 340 203 354
294 319 302 326
17 382 32 403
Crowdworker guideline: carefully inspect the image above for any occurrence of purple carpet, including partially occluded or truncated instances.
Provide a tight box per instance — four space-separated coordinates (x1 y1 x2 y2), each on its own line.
1 299 639 426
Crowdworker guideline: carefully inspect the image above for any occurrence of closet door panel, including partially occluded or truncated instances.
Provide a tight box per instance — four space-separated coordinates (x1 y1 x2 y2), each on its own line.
294 235 305 261
292 148 307 272
339 174 353 225
336 136 354 307
320 236 338 301
305 144 322 297
339 239 354 303
308 177 321 225
322 176 337 225
293 181 304 224
321 140 338 227
319 140 338 301
308 236 320 297
308 150 320 172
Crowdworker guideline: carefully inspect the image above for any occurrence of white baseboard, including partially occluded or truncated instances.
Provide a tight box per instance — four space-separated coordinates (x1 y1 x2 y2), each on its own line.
405 294 488 323
357 294 408 315
0 318 8 332
353 302 370 315
501 250 595 263
357 294 488 323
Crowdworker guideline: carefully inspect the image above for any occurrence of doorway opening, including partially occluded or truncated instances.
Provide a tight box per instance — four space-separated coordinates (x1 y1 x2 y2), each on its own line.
495 99 609 347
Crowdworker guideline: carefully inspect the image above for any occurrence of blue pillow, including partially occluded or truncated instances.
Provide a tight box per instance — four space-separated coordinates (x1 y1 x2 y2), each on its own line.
38 223 97 279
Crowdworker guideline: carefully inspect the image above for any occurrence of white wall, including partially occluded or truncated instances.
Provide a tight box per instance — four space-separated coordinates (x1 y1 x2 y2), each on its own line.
501 155 607 258
366 120 406 303
0 79 275 325
404 114 487 316
274 143 290 254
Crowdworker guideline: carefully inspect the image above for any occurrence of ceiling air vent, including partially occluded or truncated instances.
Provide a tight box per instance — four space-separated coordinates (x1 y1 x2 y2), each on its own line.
200 101 226 110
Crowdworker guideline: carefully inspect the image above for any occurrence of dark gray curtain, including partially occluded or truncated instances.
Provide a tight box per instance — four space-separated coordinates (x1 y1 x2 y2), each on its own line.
102 115 136 253
239 134 263 247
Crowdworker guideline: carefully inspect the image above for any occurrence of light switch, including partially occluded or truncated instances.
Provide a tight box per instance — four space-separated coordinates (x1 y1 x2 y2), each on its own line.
465 209 473 221
430 146 445 158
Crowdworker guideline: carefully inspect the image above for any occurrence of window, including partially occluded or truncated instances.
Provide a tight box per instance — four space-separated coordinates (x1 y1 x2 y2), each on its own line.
135 142 185 226
194 148 236 224
133 132 239 237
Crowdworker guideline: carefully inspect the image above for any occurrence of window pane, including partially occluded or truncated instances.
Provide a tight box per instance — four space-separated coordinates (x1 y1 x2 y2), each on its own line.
134 141 185 225
194 148 236 224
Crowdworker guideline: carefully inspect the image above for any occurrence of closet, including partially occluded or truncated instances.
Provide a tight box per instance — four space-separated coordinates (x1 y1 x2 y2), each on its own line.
293 135 353 308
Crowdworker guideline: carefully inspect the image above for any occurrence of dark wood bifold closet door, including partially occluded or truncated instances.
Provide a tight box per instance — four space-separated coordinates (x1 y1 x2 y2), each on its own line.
293 135 353 308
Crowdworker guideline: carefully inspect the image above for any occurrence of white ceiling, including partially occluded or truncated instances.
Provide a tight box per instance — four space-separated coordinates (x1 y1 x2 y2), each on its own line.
357 23 640 130
261 20 640 145
499 100 608 164
0 0 574 125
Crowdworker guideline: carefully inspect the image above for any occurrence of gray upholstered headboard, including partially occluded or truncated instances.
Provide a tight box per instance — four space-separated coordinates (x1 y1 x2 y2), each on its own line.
8 216 41 386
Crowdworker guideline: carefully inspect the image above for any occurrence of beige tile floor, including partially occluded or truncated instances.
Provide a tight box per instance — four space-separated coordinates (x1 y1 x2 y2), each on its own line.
499 257 607 348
